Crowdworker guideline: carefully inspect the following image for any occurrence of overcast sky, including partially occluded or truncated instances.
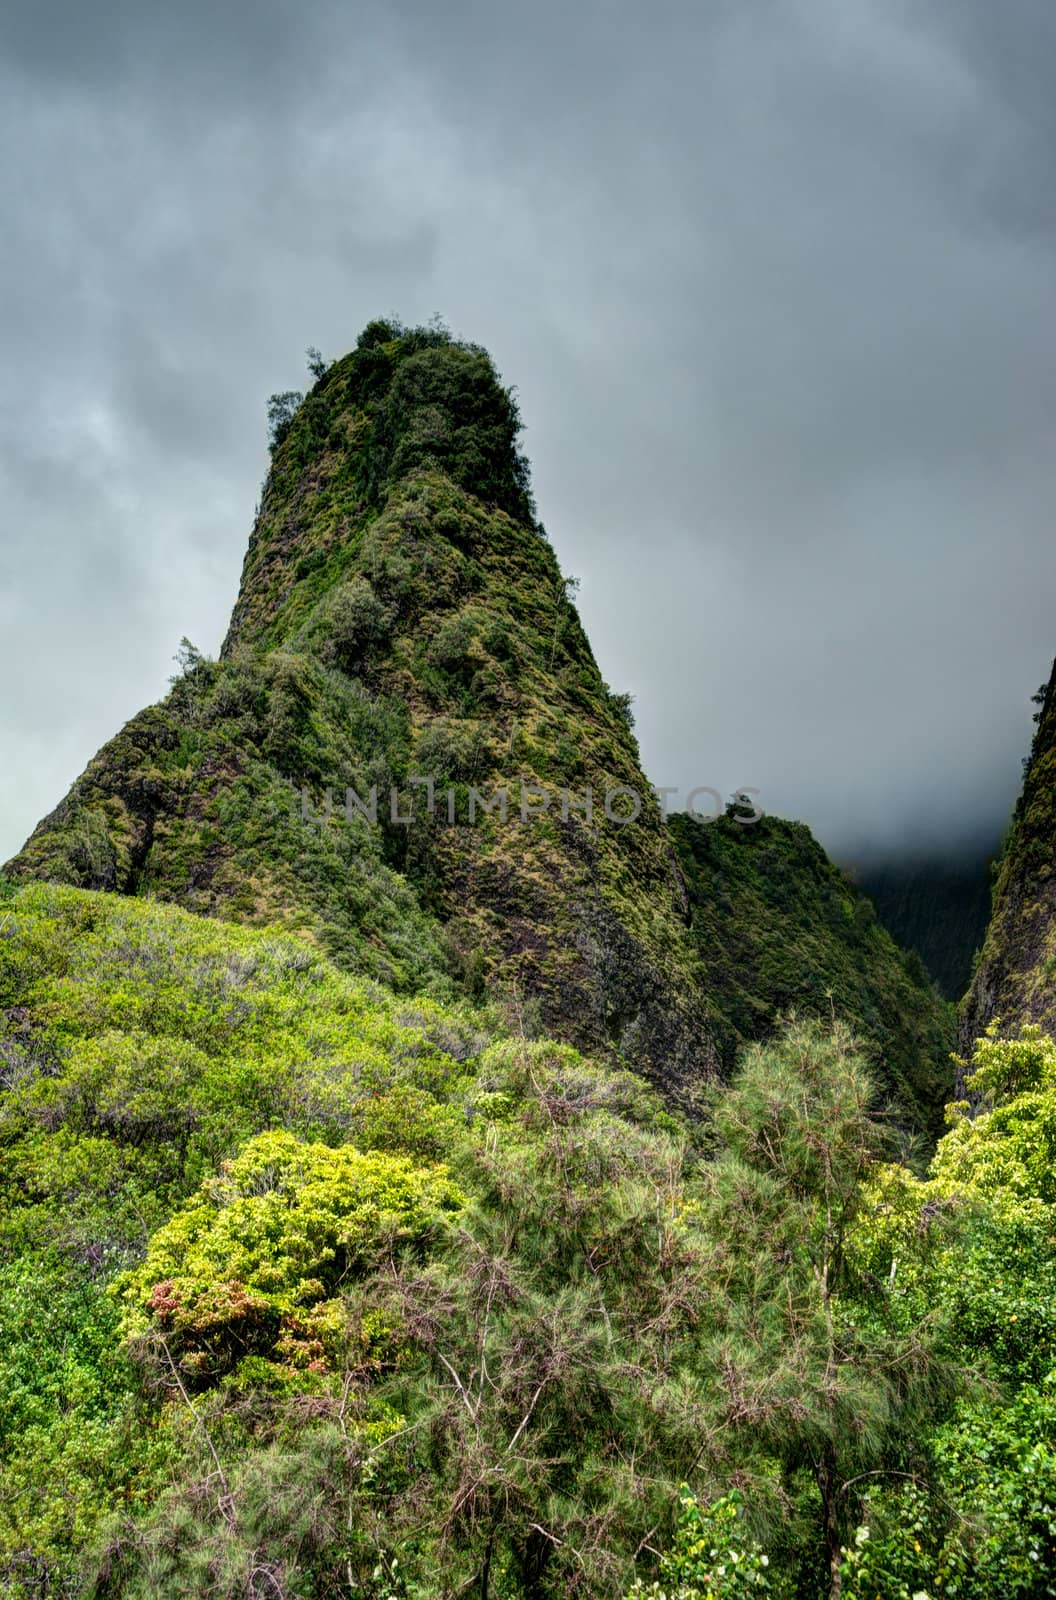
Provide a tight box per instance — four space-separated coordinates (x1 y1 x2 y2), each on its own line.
3 0 1055 867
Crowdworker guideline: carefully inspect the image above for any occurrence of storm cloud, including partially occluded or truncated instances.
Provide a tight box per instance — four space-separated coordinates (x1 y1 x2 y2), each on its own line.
3 0 1055 865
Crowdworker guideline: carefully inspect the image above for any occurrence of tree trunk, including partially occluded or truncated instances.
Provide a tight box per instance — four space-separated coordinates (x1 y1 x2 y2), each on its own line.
479 1528 494 1600
515 1527 552 1600
816 1450 842 1600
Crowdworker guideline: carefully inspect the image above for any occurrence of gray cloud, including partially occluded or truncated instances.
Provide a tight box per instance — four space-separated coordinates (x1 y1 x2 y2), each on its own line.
2 0 1054 866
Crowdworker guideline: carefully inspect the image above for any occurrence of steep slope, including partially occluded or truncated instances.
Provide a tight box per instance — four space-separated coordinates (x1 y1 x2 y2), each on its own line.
6 321 718 1094
962 657 1056 1046
669 810 955 1136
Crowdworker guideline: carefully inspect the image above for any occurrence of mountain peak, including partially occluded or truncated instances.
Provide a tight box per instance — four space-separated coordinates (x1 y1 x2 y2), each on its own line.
7 323 722 1095
224 321 535 655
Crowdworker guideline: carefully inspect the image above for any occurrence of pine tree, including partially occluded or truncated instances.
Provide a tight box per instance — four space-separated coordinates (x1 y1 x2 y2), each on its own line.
696 1021 948 1599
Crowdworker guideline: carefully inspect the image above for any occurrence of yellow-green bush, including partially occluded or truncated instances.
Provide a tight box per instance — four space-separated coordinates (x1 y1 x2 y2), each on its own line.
116 1130 462 1379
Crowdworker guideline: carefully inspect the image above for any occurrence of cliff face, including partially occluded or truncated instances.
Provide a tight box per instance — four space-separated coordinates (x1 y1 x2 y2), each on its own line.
962 658 1056 1049
669 811 955 1138
6 322 719 1095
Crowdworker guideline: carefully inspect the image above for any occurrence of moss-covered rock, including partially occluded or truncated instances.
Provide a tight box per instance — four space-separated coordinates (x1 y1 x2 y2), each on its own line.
962 658 1056 1051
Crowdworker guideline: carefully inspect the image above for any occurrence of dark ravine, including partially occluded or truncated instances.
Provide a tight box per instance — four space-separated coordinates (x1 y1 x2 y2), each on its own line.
852 848 995 1002
6 319 954 1116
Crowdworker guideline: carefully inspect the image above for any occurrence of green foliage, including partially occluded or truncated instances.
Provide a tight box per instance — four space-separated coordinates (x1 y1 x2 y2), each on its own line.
832 1022 1056 1599
0 883 478 1264
380 341 534 522
840 1385 1056 1599
295 576 394 678
0 1252 173 1595
627 1490 778 1599
0 882 711 1596
0 884 481 1587
690 1021 950 1596
330 1036 721 1597
7 877 1056 1599
934 1024 1056 1214
0 882 719 1596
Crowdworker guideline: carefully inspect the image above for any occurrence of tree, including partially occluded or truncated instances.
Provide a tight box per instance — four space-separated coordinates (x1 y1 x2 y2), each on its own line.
266 390 304 453
305 346 328 381
695 1021 948 1600
364 1039 717 1599
169 636 204 682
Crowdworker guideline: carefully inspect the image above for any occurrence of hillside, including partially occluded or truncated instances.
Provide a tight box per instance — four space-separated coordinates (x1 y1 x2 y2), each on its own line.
962 657 1056 1048
669 810 955 1138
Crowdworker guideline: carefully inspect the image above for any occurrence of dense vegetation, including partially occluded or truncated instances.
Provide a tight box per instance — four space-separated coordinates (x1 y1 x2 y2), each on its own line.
669 812 954 1138
1 880 1054 1597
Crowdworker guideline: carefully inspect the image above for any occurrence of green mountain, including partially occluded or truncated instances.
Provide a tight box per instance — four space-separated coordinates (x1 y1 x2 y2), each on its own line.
6 321 718 1095
670 810 954 1137
962 658 1056 1047
5 319 953 1121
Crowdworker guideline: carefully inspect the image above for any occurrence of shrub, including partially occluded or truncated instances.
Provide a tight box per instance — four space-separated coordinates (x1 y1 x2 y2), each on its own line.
116 1130 463 1380
299 577 393 677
